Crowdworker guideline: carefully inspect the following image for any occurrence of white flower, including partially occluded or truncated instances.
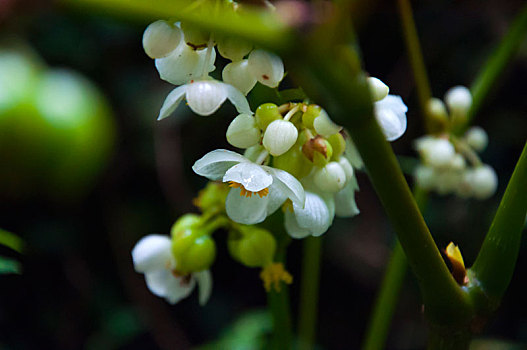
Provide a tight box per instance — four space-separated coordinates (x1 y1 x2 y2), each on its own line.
284 191 334 239
222 60 257 95
226 114 261 149
444 86 472 116
468 165 498 199
313 109 342 138
158 79 252 120
155 42 216 86
313 161 347 193
374 95 408 141
464 126 488 152
334 175 360 218
262 120 298 156
131 234 212 305
192 149 305 225
415 136 456 167
247 49 284 88
143 20 183 59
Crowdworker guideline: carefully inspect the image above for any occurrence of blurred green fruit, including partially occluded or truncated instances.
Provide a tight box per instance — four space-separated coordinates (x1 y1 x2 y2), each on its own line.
0 49 116 200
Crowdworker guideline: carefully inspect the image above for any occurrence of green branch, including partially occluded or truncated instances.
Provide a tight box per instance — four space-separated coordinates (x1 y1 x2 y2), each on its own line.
298 236 323 350
470 142 527 302
463 3 527 130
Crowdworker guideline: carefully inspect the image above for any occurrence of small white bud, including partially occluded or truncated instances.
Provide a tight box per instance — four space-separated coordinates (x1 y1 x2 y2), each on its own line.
447 154 466 171
367 77 389 102
185 80 227 116
226 114 261 149
414 165 437 190
217 37 252 61
426 98 448 120
470 165 498 200
338 157 354 182
262 120 298 156
374 95 408 141
222 60 257 95
143 20 182 59
313 109 342 137
247 49 284 88
444 86 472 116
416 137 456 167
455 170 474 198
313 162 347 193
464 126 488 152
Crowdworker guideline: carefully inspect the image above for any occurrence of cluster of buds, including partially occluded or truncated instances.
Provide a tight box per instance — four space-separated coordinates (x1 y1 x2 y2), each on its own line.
414 86 497 199
133 6 409 305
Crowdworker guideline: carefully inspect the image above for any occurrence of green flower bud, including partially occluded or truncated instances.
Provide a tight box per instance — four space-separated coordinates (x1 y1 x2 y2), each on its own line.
172 233 216 273
302 136 333 167
302 105 321 130
193 182 229 213
170 214 202 238
273 146 313 179
255 103 281 132
228 226 276 268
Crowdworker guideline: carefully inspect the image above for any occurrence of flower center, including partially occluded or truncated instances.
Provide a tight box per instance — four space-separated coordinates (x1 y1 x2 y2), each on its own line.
260 262 293 292
228 181 269 198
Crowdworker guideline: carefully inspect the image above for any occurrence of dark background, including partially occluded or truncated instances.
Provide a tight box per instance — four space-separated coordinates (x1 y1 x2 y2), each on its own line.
0 0 526 348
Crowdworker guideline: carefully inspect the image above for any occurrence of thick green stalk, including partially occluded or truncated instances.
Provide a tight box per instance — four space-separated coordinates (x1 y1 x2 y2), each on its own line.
397 0 433 132
470 142 527 301
465 4 527 129
298 236 323 350
362 186 428 350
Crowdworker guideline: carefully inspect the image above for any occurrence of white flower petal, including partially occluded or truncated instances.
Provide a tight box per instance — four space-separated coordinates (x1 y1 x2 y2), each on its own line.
374 95 407 141
186 80 228 116
265 182 288 215
284 210 311 239
192 149 248 180
247 49 284 88
334 181 360 218
225 187 268 224
223 162 273 192
224 83 253 115
313 109 342 137
132 234 172 273
226 113 261 149
262 120 298 156
143 20 183 59
222 60 257 95
344 135 364 169
155 43 207 85
195 270 213 306
163 274 196 304
292 191 331 236
157 85 187 120
264 167 305 207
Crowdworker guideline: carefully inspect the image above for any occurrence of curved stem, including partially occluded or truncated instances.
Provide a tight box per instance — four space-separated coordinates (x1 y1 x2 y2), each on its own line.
362 186 428 350
298 236 323 350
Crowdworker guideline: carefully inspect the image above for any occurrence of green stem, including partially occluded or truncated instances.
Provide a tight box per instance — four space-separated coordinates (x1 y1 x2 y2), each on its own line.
298 236 323 350
267 231 293 349
362 186 428 350
397 0 434 132
464 4 527 130
470 142 527 301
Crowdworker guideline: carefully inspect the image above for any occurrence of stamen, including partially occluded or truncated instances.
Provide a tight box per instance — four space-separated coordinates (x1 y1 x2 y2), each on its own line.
260 263 293 292
228 181 269 198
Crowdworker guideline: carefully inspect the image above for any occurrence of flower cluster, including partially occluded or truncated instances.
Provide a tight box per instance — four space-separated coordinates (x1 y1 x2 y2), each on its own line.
414 86 497 199
133 11 409 305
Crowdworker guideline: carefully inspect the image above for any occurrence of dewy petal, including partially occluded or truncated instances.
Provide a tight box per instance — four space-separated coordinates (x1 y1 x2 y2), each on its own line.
223 162 273 192
334 180 360 218
374 95 407 141
186 80 228 116
132 234 172 273
225 187 268 224
223 83 253 115
194 270 213 306
284 211 311 239
264 167 305 208
157 85 188 120
192 149 248 180
292 191 331 237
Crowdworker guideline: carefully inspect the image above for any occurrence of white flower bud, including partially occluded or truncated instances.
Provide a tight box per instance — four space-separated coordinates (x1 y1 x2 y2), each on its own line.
313 109 342 137
414 165 437 190
262 120 298 156
455 170 474 198
185 80 227 116
374 95 408 141
426 98 448 120
338 157 354 182
217 37 252 61
447 154 466 170
226 114 261 149
313 162 347 193
222 60 257 95
247 49 284 88
435 170 463 195
143 20 183 59
444 86 472 116
470 165 498 199
464 126 488 152
367 77 389 102
415 137 456 167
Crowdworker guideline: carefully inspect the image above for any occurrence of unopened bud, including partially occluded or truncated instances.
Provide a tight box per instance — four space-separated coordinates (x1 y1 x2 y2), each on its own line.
172 233 216 273
415 137 456 167
226 114 261 149
414 165 437 190
193 182 229 212
247 49 284 88
444 86 472 116
470 165 498 200
313 161 347 193
313 109 342 137
367 77 389 102
222 60 257 95
464 126 488 152
302 136 333 167
228 226 276 268
302 104 321 130
338 157 354 182
255 103 281 131
143 20 182 59
216 37 252 61
263 120 298 156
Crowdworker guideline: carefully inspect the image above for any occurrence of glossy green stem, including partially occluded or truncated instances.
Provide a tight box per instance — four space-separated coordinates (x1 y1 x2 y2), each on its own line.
397 0 433 132
464 4 527 129
298 236 323 350
470 142 527 301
